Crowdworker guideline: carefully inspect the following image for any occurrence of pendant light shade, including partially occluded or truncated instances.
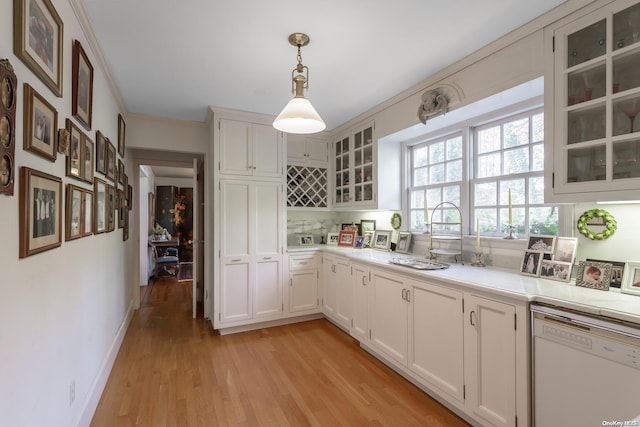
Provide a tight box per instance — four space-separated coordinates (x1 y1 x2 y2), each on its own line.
273 33 326 134
273 97 326 134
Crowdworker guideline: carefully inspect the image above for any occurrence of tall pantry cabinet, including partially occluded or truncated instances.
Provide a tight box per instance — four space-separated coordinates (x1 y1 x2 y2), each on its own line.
213 109 286 331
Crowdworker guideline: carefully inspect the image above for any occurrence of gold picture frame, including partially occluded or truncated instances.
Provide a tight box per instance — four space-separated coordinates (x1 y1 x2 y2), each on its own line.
72 40 93 129
14 0 63 97
23 83 57 161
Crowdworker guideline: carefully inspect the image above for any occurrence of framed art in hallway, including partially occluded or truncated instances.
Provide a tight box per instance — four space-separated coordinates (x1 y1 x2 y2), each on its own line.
83 190 93 237
19 167 62 258
14 0 64 97
106 138 116 182
93 177 107 234
118 113 126 156
65 184 83 241
83 136 94 183
72 40 93 129
65 118 83 181
95 130 107 175
23 83 57 161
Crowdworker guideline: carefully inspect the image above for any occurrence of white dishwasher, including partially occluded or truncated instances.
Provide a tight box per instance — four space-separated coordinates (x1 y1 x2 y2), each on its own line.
532 304 640 427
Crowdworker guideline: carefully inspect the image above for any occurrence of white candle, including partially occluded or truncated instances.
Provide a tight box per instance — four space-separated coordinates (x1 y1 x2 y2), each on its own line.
508 189 513 226
476 219 481 252
424 197 428 228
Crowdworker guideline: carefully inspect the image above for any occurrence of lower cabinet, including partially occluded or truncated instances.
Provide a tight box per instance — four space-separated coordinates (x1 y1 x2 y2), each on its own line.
463 294 517 427
350 263 369 342
288 253 320 314
322 255 351 329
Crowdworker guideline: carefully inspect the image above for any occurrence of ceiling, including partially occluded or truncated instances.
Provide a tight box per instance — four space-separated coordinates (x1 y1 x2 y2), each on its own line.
82 0 566 132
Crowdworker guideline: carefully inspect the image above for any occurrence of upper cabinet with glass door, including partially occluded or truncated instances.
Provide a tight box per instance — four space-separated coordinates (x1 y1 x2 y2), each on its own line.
545 0 640 202
333 122 375 208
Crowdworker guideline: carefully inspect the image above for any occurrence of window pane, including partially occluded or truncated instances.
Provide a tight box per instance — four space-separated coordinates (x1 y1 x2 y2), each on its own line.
430 141 445 163
501 207 525 231
447 136 463 160
426 188 442 208
443 185 460 206
475 182 496 206
478 126 500 153
447 159 462 182
532 143 544 171
411 189 425 208
414 146 429 167
529 207 558 235
478 153 501 177
504 147 530 174
414 167 428 186
532 113 544 143
501 179 525 205
529 176 545 204
430 163 445 184
411 210 428 230
504 117 529 148
476 208 497 233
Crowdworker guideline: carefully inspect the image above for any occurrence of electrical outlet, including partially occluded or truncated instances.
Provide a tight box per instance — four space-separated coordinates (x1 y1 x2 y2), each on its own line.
69 380 75 406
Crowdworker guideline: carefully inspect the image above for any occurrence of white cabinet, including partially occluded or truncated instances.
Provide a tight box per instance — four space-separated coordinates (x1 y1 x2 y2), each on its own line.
368 268 410 366
322 255 351 329
288 253 320 314
287 134 328 165
409 283 464 403
544 0 640 202
350 263 369 343
464 294 517 427
219 119 283 177
218 180 283 326
331 120 401 210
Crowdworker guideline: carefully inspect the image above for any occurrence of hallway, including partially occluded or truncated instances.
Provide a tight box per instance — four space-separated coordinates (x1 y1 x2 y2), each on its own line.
91 278 469 426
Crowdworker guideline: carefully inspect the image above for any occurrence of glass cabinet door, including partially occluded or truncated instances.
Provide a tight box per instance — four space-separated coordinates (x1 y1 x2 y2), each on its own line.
352 125 374 204
558 0 640 186
334 136 350 205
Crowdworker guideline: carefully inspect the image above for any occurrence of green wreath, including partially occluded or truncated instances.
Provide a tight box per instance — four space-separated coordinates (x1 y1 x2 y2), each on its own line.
577 209 617 240
390 212 402 230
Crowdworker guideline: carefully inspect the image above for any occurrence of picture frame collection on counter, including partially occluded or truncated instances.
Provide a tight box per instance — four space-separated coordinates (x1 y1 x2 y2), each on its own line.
6 0 131 258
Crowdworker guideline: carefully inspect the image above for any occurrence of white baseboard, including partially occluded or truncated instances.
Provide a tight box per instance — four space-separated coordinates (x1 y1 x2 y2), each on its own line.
216 313 324 335
75 298 135 427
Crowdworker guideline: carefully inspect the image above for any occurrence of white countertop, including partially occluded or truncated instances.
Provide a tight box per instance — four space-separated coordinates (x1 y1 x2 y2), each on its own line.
287 245 640 325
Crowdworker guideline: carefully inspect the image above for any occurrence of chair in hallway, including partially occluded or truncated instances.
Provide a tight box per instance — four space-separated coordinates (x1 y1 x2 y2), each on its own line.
154 246 180 278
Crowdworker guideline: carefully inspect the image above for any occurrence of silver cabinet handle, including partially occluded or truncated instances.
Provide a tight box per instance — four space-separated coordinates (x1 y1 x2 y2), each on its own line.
470 310 476 326
263 256 272 260
362 276 366 286
406 289 410 302
401 289 407 301
299 261 308 265
231 258 241 262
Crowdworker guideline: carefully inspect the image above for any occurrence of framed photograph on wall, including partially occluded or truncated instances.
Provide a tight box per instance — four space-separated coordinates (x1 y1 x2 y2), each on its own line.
72 40 93 129
83 136 94 183
65 184 82 240
621 261 640 296
118 159 125 186
106 139 116 182
107 184 116 232
83 190 93 237
575 260 612 291
23 83 57 161
95 130 106 175
93 177 107 234
127 184 133 210
118 113 126 156
14 0 64 97
521 250 542 277
396 231 412 253
338 230 356 247
19 167 62 258
65 119 83 180
372 230 392 251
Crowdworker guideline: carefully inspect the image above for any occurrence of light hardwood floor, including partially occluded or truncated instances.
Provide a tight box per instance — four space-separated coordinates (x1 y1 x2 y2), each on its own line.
91 277 470 426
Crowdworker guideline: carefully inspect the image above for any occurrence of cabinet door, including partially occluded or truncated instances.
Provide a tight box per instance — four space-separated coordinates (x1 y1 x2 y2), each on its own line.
350 263 368 342
220 261 251 323
352 124 375 207
333 136 351 207
464 294 516 427
409 283 464 402
289 270 319 313
322 256 337 318
252 123 282 177
369 269 408 366
333 259 351 328
305 136 328 164
286 134 307 164
253 258 282 318
219 119 251 176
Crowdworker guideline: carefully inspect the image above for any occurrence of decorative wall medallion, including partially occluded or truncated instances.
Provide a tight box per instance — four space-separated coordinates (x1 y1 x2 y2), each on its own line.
417 89 448 124
0 59 17 195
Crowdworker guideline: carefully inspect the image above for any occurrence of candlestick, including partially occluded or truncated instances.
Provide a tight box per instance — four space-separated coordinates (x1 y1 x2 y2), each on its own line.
508 188 513 226
475 219 480 252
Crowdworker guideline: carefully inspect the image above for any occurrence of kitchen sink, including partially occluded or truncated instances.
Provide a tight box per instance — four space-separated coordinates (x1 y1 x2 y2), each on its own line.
388 257 450 270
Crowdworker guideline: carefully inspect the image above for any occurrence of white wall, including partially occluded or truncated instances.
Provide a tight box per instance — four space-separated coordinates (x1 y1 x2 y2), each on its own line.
0 1 135 426
138 165 155 285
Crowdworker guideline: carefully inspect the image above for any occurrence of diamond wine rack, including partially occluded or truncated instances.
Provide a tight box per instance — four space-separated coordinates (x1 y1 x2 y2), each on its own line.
286 165 328 208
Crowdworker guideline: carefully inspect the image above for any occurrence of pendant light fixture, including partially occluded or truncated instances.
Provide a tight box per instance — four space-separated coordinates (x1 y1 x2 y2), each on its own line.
273 33 326 134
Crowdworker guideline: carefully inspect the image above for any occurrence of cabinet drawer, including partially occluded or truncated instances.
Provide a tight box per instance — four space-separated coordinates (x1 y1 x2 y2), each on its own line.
289 254 319 270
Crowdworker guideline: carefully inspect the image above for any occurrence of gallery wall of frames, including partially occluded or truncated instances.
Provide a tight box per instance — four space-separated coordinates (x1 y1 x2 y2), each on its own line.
2 0 132 258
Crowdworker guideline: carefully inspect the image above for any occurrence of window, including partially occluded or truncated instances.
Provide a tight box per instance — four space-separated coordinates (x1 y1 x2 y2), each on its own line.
408 107 559 237
409 133 465 233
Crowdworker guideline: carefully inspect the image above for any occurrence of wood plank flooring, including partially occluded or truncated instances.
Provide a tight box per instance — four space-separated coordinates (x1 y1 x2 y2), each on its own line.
91 277 470 426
